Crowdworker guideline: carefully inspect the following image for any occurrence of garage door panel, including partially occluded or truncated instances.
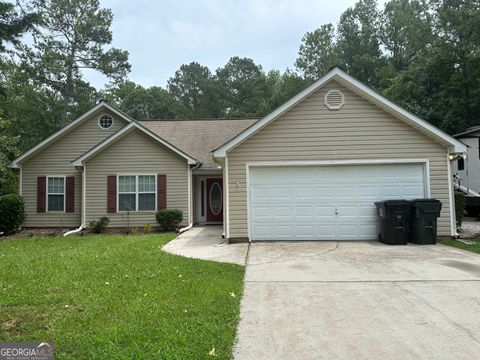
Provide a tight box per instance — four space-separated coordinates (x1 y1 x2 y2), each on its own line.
275 225 294 237
249 163 425 241
273 187 293 200
316 205 336 217
251 186 271 200
295 225 315 237
274 206 293 217
295 187 314 198
252 224 272 238
338 206 359 217
252 206 271 217
295 206 314 217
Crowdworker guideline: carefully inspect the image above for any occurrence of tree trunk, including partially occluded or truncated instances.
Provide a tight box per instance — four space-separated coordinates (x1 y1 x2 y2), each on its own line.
59 44 76 128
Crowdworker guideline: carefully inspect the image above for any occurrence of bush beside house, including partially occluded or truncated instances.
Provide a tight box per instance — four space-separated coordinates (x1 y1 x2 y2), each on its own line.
89 217 110 233
0 194 26 235
156 209 183 232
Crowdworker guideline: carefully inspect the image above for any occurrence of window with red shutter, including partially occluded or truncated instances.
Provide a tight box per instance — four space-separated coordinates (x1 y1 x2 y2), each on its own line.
157 175 166 210
107 176 117 213
37 176 46 213
66 176 75 213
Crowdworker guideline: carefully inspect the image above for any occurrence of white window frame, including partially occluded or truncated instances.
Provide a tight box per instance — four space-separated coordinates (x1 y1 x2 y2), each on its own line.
46 175 66 213
117 174 157 212
98 113 114 129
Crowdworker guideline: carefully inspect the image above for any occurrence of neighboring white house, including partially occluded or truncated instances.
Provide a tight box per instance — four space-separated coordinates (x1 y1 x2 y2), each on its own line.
453 126 480 196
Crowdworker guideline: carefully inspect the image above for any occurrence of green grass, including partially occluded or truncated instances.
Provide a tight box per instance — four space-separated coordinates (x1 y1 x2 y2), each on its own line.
0 234 245 359
441 238 480 254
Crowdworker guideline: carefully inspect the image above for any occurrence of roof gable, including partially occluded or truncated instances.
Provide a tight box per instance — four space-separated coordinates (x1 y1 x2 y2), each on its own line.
72 121 198 166
11 101 134 168
212 67 465 158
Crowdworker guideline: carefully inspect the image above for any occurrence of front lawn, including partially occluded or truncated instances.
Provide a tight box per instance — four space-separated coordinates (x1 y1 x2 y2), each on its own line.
441 238 480 254
0 234 244 359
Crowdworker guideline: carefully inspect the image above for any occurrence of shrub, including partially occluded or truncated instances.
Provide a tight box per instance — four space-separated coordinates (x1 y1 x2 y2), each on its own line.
156 209 183 232
144 223 153 233
89 216 110 234
131 227 139 235
0 194 26 235
455 191 465 227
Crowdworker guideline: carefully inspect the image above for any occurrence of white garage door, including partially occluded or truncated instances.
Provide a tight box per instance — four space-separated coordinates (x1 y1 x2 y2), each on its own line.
249 163 426 241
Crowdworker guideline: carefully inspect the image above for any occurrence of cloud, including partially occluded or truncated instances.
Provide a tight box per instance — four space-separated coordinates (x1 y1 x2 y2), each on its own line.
90 0 383 89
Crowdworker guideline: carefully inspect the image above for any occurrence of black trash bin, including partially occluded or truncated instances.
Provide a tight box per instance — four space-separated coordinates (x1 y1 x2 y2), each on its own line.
375 200 411 245
408 199 442 244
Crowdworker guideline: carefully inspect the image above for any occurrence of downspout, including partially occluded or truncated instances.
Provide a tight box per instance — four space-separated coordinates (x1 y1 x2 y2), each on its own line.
64 164 86 237
447 150 459 238
178 161 202 234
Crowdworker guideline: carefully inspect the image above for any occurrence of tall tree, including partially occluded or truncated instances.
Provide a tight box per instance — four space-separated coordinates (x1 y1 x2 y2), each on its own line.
0 116 19 195
167 62 221 118
380 0 432 73
432 0 480 130
0 62 63 150
20 0 130 127
106 80 178 119
386 0 480 133
267 69 311 110
337 0 386 88
216 56 270 117
295 24 339 80
0 1 36 53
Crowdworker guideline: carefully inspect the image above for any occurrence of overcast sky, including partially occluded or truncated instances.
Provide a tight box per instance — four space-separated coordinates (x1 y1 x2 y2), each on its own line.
87 0 385 89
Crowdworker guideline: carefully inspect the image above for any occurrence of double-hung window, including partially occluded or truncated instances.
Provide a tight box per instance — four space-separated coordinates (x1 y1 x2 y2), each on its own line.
47 177 65 212
118 175 156 212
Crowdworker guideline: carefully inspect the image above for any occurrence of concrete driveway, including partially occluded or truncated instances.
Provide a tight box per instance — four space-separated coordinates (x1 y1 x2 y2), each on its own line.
234 242 480 360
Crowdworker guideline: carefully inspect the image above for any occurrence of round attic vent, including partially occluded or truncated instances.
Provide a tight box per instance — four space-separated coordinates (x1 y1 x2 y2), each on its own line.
324 89 345 110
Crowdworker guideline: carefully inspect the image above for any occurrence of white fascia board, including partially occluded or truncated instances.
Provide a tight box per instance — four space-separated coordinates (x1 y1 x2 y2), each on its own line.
10 101 134 168
212 67 466 158
72 122 198 166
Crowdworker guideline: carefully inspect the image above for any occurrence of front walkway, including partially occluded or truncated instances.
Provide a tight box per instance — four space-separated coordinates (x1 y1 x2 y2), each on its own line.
162 225 248 265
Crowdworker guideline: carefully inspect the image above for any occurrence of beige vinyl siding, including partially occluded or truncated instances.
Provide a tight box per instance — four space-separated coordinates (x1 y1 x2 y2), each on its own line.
227 80 452 238
85 129 189 228
21 109 127 227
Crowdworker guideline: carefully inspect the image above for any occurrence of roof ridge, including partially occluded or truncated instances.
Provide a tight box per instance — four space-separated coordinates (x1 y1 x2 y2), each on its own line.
139 118 259 122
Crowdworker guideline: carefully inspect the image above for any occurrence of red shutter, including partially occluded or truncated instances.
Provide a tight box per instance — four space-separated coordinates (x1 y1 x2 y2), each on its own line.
37 176 46 213
107 176 117 213
66 176 75 213
157 175 166 210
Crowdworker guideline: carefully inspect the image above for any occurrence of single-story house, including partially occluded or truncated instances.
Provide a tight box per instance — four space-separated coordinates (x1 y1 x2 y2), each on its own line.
11 67 466 241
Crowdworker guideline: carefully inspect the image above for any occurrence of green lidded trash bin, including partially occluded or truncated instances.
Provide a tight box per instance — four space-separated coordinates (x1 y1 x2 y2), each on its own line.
408 199 442 245
375 200 411 245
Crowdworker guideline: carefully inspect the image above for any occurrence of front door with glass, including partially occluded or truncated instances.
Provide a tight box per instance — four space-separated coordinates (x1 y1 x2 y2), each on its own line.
206 178 223 222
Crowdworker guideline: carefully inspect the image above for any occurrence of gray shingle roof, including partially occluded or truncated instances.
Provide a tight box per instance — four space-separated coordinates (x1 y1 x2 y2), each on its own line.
138 119 258 169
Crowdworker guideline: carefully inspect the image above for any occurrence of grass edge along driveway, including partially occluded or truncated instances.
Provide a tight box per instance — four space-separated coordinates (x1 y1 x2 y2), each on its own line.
441 237 480 255
0 234 244 359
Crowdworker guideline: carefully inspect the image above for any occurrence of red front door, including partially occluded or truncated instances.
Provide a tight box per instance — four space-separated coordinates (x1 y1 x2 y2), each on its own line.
206 178 223 222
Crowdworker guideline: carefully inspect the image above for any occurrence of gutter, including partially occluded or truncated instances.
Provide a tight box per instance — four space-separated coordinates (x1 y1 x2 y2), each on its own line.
64 165 87 237
63 224 84 237
177 161 202 234
178 223 193 234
